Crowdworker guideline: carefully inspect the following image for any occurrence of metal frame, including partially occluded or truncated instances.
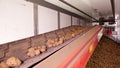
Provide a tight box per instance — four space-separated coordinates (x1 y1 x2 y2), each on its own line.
33 4 39 35
58 11 60 29
71 16 72 26
110 0 115 20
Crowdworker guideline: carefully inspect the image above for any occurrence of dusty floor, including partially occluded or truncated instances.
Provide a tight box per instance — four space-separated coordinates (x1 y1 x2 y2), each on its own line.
86 36 120 68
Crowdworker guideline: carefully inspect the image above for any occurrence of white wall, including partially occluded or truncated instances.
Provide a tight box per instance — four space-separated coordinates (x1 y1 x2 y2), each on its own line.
0 0 34 44
38 6 58 34
60 13 71 28
72 17 80 25
0 0 87 44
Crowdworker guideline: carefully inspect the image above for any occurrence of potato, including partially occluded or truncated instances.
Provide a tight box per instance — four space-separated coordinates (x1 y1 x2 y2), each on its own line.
52 44 56 46
55 37 64 45
41 45 46 49
27 51 36 57
53 42 58 46
28 47 35 52
50 39 55 44
40 48 46 52
53 38 58 46
34 49 40 55
40 45 46 52
47 43 53 48
64 34 71 40
6 57 21 67
71 33 75 37
0 62 9 68
47 39 54 48
27 47 36 57
37 46 41 49
59 39 63 44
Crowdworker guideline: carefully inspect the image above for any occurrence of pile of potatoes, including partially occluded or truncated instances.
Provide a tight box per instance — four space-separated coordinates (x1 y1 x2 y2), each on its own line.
27 27 87 57
27 45 47 57
27 35 65 57
27 35 65 58
47 36 64 48
63 27 89 41
0 57 21 68
64 32 75 41
70 27 85 36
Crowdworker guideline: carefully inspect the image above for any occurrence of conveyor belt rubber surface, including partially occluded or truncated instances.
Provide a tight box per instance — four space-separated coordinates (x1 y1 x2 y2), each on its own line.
86 36 120 68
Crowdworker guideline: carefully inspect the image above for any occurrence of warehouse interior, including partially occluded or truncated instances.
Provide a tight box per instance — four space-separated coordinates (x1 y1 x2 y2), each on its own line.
0 0 120 68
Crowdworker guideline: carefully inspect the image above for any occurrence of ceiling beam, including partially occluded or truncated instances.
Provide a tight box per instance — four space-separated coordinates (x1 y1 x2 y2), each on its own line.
110 0 115 20
59 0 98 21
26 0 90 21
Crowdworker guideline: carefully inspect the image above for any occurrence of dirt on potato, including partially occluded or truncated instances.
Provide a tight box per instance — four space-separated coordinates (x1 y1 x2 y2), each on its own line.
86 36 120 68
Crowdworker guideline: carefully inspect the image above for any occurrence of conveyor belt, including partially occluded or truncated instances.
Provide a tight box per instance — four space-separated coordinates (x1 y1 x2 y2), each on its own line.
18 26 94 68
32 26 103 68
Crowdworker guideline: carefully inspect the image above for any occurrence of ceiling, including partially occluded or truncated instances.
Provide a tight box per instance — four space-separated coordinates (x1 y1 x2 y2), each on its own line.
45 0 119 20
45 0 91 19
